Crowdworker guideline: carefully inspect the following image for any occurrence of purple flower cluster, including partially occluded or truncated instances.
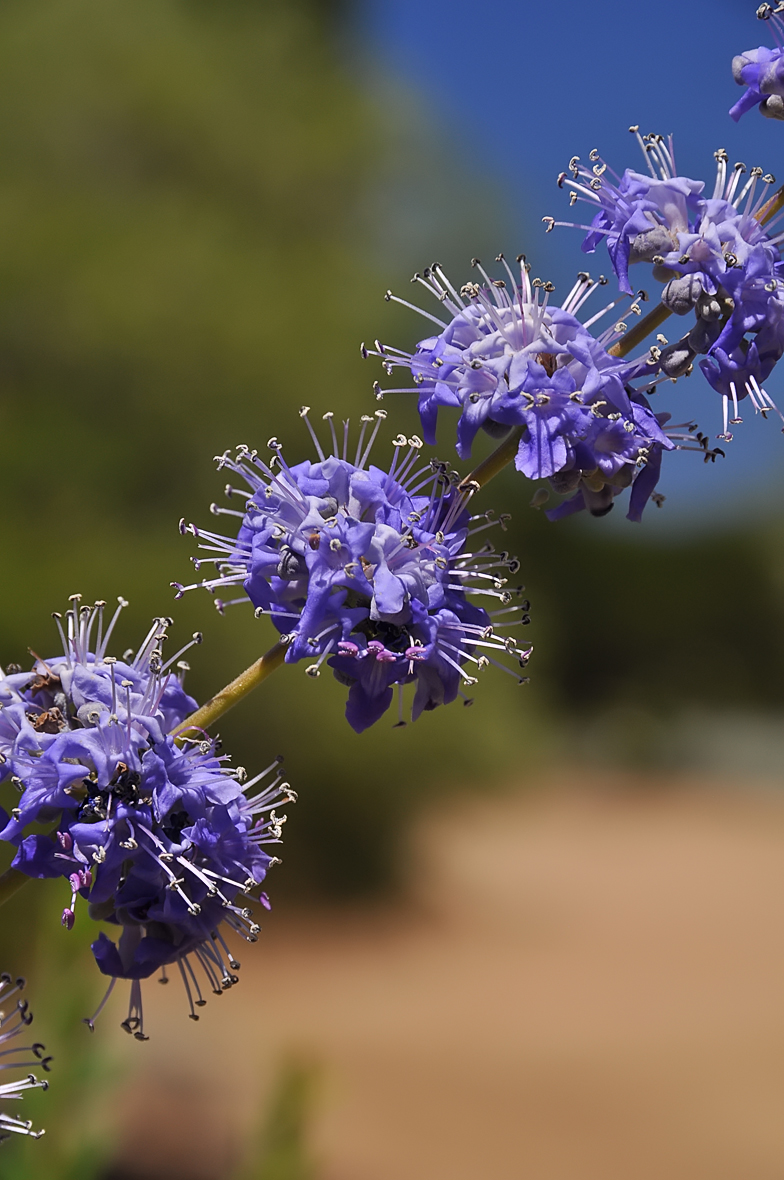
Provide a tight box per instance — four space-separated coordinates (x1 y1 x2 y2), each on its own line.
0 598 293 1038
554 132 784 441
365 259 675 521
0 974 49 1142
731 4 784 122
175 412 531 732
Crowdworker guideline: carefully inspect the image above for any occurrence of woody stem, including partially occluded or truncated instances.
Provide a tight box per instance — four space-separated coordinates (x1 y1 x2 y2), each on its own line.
170 639 290 745
458 426 524 493
0 866 32 909
757 181 784 226
607 302 672 358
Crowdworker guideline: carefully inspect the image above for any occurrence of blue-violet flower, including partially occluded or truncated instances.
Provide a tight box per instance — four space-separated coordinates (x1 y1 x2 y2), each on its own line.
175 413 532 732
0 599 294 1038
731 4 784 122
553 132 784 440
366 258 676 520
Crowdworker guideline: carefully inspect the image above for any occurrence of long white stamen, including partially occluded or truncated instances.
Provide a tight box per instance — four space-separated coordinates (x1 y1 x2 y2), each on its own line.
299 407 325 461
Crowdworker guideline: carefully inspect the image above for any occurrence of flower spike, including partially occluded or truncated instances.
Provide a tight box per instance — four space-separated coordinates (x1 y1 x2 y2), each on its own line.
179 414 531 732
368 257 686 520
0 603 293 1036
556 135 784 442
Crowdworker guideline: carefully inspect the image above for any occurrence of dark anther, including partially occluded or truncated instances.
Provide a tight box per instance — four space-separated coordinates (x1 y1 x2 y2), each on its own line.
24 670 62 698
535 352 558 377
112 767 142 805
276 545 307 581
28 707 65 735
162 809 191 842
77 796 108 823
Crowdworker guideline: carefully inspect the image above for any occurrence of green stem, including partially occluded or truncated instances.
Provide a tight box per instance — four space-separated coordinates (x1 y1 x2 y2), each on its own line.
757 182 784 226
171 638 289 744
608 301 672 358
0 865 31 909
458 426 524 493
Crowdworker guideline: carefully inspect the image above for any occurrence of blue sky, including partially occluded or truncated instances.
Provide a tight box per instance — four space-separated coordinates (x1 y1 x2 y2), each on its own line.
360 0 784 529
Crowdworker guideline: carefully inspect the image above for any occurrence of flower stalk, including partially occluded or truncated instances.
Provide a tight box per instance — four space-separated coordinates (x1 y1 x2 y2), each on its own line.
607 302 672 358
0 866 31 910
757 181 784 226
459 426 524 492
171 638 290 744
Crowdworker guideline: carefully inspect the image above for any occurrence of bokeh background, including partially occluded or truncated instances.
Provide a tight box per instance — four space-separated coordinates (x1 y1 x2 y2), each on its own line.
1 1 784 1177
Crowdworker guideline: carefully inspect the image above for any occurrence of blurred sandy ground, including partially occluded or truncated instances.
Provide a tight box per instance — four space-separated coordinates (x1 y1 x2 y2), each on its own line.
105 770 784 1180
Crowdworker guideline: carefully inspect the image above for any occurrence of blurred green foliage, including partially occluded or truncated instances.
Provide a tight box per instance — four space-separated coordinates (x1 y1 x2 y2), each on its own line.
0 0 780 918
0 1 780 1177
0 0 549 912
522 511 784 715
233 1057 320 1180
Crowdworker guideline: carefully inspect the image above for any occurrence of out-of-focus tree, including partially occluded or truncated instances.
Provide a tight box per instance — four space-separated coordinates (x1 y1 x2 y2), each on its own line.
0 0 543 910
